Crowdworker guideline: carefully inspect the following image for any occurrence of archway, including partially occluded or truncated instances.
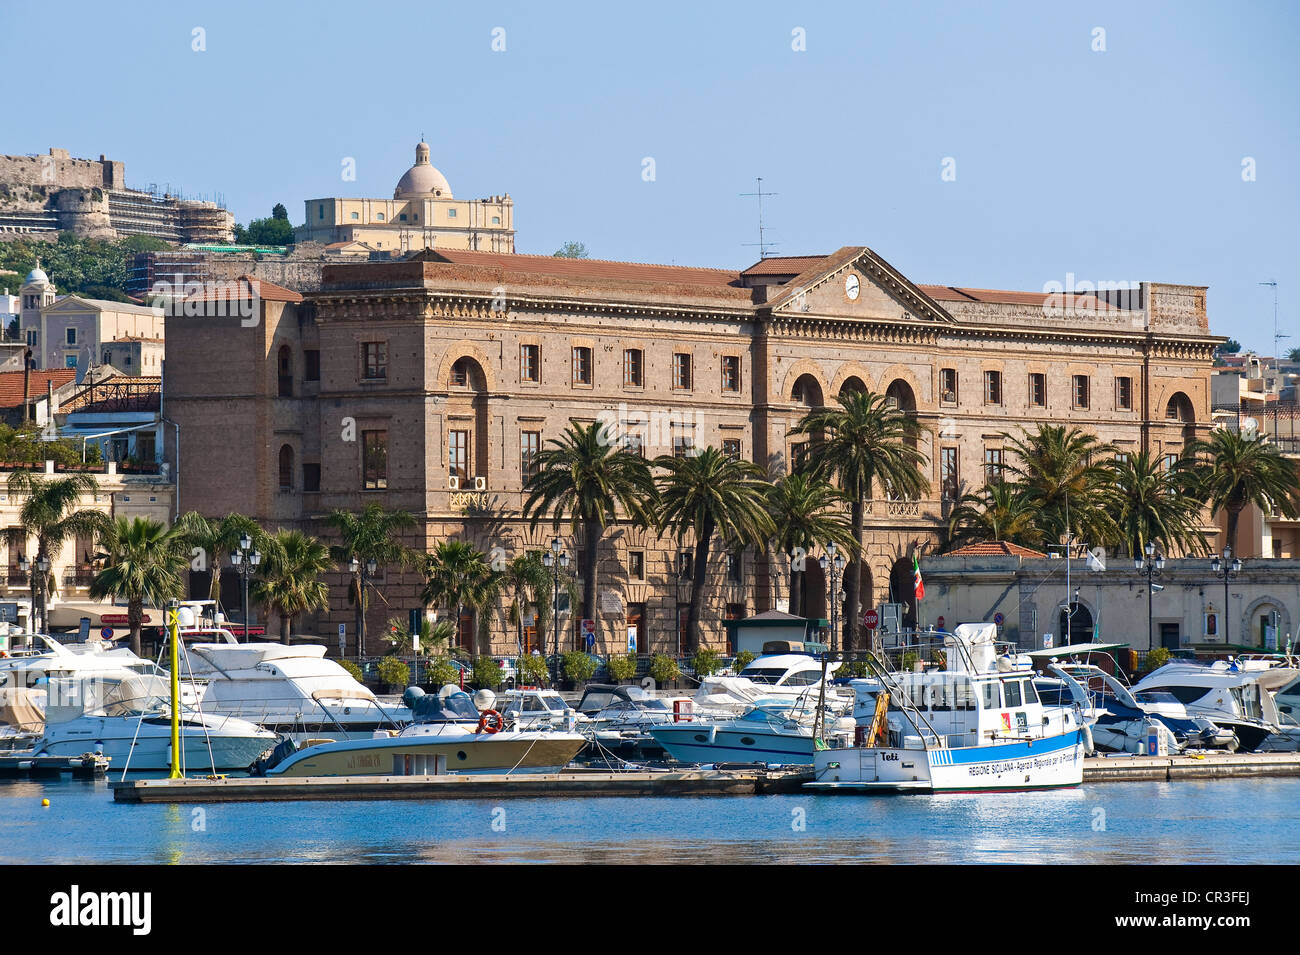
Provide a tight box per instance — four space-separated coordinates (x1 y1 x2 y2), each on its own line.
278 444 294 491
884 379 920 453
838 376 867 397
792 373 824 408
446 355 490 481
1166 392 1196 444
888 557 918 631
802 558 827 623
1058 602 1095 644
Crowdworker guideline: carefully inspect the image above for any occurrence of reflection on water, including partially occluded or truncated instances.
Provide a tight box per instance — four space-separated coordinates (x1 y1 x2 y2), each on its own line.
2 777 1298 864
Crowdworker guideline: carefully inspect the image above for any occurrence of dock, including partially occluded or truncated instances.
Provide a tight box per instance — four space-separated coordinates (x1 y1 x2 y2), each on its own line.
1083 751 1300 782
0 753 110 779
110 766 812 803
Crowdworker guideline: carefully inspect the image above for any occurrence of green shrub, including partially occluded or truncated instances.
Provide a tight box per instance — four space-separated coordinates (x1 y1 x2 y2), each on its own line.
377 656 410 688
1144 647 1171 674
901 651 921 672
562 650 597 685
339 659 364 684
607 653 638 682
691 648 721 678
517 654 551 686
649 653 680 685
425 656 459 688
841 659 872 679
733 650 756 672
472 655 504 690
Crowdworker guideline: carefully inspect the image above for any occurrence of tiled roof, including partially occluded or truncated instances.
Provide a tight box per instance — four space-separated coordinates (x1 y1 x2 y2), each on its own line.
741 255 829 276
940 540 1048 559
421 249 741 288
918 285 1123 311
183 275 303 303
0 369 77 409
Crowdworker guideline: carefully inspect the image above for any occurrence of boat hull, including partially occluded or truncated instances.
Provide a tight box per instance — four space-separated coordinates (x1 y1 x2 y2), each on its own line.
36 720 277 771
648 724 814 766
806 729 1086 793
267 732 587 777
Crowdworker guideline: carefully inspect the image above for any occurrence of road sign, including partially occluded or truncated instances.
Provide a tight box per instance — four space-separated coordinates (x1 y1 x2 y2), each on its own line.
936 615 945 630
1042 632 1054 649
993 612 1005 626
582 618 596 649
101 627 114 640
863 609 879 629
627 626 637 654
337 623 346 654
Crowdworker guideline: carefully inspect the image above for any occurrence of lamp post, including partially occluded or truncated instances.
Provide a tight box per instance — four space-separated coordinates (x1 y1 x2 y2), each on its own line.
1135 542 1165 652
229 533 261 641
542 537 567 689
348 555 379 660
19 554 50 634
819 542 846 651
1210 546 1242 646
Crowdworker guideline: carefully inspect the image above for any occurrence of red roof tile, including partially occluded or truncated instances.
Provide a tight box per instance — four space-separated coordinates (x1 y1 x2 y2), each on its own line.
940 540 1047 558
741 255 830 276
0 370 77 409
918 285 1123 311
422 249 741 288
184 275 303 303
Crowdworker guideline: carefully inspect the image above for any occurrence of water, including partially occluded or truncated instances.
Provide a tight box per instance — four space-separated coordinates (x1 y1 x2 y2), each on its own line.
4 775 1299 864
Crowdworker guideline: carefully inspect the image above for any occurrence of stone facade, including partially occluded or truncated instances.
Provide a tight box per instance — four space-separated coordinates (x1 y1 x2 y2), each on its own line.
162 245 1221 657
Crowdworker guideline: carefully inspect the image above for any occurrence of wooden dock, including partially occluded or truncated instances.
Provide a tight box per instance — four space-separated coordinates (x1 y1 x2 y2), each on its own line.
0 753 110 779
110 767 812 803
1084 751 1300 782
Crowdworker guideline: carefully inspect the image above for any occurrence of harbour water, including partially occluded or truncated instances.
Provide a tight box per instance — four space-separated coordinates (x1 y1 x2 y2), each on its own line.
5 776 1300 864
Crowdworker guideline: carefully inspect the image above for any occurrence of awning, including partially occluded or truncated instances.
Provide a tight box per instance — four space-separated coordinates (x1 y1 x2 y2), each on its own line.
45 603 164 630
1024 642 1129 659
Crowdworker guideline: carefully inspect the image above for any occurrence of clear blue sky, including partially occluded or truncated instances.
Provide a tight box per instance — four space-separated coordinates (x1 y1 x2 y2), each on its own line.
3 0 1296 351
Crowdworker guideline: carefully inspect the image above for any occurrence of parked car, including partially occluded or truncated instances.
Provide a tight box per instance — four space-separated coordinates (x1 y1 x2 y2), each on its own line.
492 656 518 689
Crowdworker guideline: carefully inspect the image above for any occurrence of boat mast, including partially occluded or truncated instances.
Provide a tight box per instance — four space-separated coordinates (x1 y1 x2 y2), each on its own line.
168 599 181 780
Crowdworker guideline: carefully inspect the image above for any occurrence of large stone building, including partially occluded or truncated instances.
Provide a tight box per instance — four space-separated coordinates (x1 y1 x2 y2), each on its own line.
17 267 165 371
0 148 233 243
162 244 1220 657
294 142 515 254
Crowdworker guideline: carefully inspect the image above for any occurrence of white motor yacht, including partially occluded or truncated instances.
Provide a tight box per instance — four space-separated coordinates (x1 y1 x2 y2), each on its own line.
1131 659 1298 752
649 693 853 766
694 653 846 714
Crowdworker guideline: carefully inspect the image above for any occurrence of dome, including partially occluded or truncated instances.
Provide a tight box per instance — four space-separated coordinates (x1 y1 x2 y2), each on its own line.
394 141 452 199
24 266 49 286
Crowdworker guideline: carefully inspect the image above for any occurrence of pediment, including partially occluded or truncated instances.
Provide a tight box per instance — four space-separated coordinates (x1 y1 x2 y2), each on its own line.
765 246 955 325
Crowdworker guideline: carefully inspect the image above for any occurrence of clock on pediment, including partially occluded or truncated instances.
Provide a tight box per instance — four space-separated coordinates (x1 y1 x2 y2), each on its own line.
844 273 861 301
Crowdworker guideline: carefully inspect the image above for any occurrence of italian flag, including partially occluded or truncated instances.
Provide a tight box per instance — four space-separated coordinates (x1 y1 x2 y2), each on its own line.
912 555 925 602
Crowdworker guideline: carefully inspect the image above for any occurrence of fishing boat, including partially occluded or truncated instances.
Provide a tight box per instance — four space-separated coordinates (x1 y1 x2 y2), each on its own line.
805 623 1089 793
255 685 586 777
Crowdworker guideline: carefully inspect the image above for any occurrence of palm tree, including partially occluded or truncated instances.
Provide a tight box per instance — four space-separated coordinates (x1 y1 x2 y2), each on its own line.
522 421 656 632
1003 424 1119 548
1188 428 1300 554
654 447 775 653
945 481 1044 551
325 503 417 658
253 530 332 644
500 551 576 656
420 539 501 656
766 473 856 616
789 390 928 650
173 511 264 609
6 471 111 634
1110 452 1208 558
89 517 188 656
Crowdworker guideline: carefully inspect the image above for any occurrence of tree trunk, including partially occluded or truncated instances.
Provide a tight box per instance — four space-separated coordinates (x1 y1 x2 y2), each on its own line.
581 517 602 643
790 567 804 616
844 495 865 651
281 612 291 644
1226 504 1242 556
687 520 714 654
129 597 142 658
354 571 365 659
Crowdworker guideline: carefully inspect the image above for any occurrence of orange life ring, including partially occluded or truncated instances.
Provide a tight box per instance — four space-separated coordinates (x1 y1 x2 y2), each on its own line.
477 709 504 734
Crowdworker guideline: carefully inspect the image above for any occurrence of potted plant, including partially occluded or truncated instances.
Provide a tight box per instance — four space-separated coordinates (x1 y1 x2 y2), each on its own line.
649 652 680 688
606 653 637 683
561 649 597 688
517 653 551 687
376 656 410 692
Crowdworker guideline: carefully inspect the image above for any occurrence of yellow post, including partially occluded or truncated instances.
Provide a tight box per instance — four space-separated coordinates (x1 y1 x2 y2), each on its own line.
168 605 181 779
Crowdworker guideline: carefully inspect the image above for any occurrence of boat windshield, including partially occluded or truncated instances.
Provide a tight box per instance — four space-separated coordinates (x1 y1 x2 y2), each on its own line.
411 691 480 723
1134 691 1182 706
741 667 789 685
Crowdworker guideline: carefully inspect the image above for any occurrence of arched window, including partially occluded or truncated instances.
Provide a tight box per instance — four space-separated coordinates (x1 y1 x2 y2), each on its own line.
277 345 293 397
279 445 294 491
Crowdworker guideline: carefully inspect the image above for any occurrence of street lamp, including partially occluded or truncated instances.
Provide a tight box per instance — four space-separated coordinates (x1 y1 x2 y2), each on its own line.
230 534 261 642
348 555 379 660
18 554 50 634
542 537 568 688
819 542 846 651
1135 542 1165 652
1210 546 1242 646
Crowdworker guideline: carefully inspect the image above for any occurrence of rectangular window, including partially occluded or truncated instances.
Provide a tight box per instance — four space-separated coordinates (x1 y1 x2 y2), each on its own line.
721 355 741 393
629 551 645 581
623 432 645 458
65 355 77 368
1116 376 1132 410
303 463 321 493
1004 681 1023 708
940 368 958 404
984 448 1004 484
65 327 77 346
362 342 387 380
672 353 692 390
520 344 540 383
722 438 742 460
941 447 959 501
1073 375 1090 409
572 346 592 385
678 552 693 579
449 430 469 482
790 441 809 469
304 349 320 382
447 208 457 218
623 349 643 387
362 431 388 489
1029 373 1046 408
727 551 743 584
318 204 324 220
673 433 694 459
450 359 468 387
984 370 1002 405
1163 453 1180 472
521 431 541 484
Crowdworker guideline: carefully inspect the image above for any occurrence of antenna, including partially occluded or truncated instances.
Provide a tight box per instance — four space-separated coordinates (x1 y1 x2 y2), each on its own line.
740 177 778 258
1260 281 1288 359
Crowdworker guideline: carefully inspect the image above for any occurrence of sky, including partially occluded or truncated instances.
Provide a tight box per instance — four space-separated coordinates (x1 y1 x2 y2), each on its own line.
2 0 1297 352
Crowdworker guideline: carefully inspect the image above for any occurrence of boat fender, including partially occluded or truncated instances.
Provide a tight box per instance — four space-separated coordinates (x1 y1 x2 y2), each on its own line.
477 709 504 734
708 725 717 745
1081 723 1095 756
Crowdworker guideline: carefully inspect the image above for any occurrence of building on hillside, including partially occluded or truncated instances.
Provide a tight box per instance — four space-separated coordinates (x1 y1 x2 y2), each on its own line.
162 245 1221 656
294 142 515 254
0 148 232 243
17 266 164 370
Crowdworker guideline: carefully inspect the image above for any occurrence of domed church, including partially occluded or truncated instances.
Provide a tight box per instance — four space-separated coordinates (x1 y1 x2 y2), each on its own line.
295 141 514 253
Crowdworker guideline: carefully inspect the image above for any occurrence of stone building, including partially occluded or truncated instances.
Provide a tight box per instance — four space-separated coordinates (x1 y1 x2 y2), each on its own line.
294 142 515 254
162 243 1220 657
17 266 165 371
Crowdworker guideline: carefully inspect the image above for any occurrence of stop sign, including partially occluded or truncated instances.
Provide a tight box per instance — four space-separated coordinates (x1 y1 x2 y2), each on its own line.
863 609 879 629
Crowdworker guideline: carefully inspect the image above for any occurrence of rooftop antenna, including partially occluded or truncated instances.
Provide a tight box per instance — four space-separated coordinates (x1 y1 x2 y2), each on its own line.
741 177 778 258
1260 281 1287 359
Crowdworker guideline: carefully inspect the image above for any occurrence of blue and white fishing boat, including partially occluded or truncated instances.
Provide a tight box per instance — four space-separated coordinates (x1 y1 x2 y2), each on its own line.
806 623 1089 793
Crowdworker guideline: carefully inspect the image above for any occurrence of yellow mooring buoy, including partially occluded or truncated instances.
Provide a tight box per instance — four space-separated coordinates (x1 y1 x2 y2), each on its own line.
41 799 49 807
